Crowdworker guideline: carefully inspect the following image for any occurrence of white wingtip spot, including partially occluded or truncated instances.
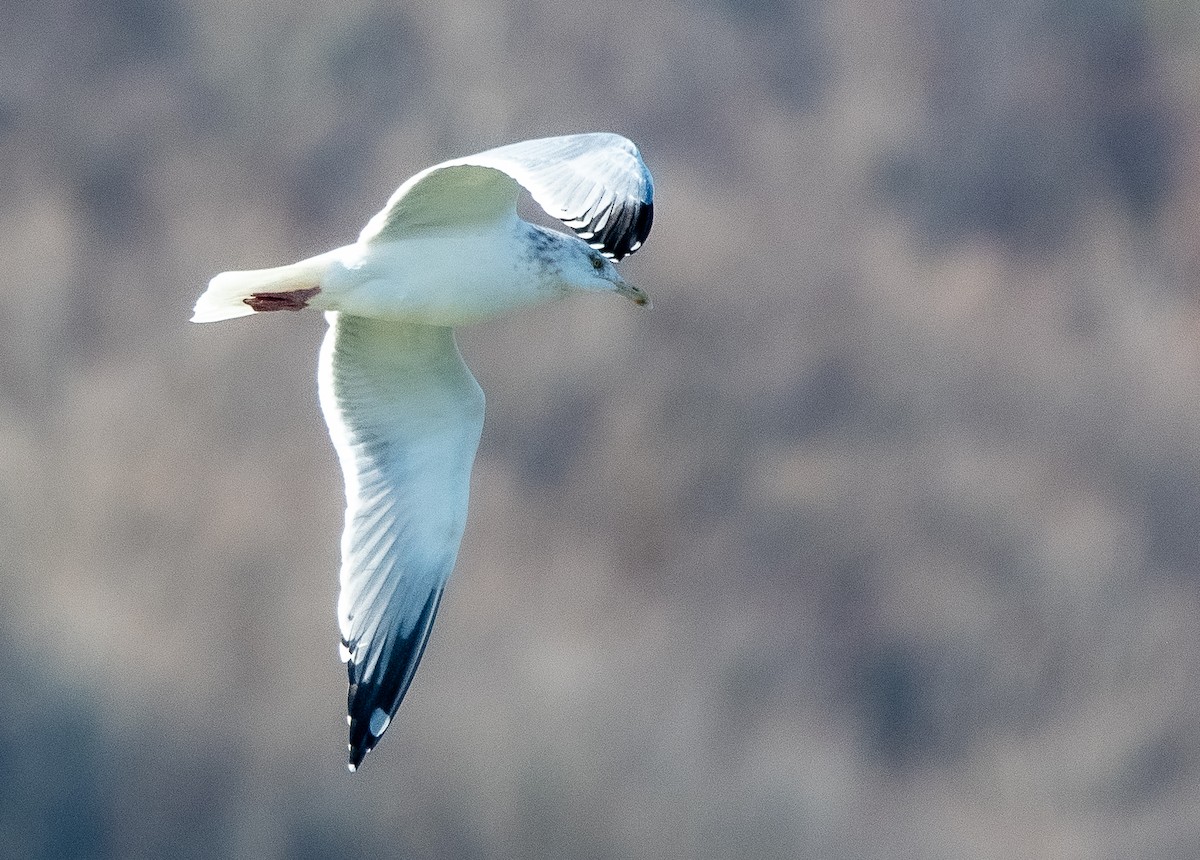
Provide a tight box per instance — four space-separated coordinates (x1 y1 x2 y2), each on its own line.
347 762 357 773
369 708 392 737
338 641 352 662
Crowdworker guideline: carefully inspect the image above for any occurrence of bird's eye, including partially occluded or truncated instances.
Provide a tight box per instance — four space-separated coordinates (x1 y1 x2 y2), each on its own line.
592 257 605 271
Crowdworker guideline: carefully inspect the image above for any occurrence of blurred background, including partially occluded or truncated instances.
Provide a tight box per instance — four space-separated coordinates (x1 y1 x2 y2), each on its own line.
3 0 1200 856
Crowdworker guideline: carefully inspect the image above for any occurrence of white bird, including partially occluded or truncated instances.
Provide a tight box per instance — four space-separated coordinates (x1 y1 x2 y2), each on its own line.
191 133 653 770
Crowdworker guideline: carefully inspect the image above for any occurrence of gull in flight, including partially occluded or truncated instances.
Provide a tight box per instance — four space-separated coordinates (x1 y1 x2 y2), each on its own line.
192 133 654 770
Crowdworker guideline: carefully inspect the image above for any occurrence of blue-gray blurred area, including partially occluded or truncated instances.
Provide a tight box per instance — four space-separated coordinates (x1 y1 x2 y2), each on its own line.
2 0 1200 856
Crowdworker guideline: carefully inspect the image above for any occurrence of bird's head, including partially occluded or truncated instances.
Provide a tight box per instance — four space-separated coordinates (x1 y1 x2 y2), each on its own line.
563 241 651 308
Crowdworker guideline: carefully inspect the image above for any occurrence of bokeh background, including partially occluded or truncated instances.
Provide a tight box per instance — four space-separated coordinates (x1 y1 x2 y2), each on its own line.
4 0 1200 856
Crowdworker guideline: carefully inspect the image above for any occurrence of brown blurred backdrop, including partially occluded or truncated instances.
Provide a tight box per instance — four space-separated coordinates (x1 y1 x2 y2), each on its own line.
3 0 1200 857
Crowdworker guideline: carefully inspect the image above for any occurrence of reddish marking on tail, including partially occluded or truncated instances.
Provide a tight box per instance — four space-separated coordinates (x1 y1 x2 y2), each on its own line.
244 287 321 312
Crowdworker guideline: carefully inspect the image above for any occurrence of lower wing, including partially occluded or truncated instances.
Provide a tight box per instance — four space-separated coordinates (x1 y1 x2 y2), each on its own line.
318 312 485 770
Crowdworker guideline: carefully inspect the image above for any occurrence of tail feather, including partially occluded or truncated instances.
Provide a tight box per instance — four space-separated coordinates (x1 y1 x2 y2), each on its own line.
191 251 339 323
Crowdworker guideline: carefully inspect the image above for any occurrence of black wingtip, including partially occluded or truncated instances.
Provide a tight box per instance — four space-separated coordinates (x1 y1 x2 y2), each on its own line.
602 198 653 262
346 697 381 771
348 742 369 772
341 587 445 770
347 697 372 771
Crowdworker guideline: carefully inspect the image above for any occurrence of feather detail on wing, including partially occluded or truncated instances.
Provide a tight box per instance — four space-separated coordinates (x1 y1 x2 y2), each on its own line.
360 133 654 261
318 313 485 770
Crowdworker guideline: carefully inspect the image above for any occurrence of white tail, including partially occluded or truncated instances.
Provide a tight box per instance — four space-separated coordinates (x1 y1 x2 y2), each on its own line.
191 251 340 323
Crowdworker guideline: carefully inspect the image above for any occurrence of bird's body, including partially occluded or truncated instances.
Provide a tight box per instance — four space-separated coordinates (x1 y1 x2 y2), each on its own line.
323 223 580 324
192 133 653 770
200 221 589 326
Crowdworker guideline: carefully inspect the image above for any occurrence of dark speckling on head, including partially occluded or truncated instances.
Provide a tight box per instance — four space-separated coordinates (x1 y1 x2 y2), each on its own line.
522 224 567 277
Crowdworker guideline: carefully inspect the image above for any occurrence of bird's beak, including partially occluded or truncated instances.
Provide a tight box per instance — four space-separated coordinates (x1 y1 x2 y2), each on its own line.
614 277 651 308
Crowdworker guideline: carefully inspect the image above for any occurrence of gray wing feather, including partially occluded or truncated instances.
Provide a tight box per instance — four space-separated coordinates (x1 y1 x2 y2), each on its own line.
360 133 654 260
318 313 485 770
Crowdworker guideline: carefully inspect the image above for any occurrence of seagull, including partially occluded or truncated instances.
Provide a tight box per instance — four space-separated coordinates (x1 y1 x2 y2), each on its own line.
191 133 653 770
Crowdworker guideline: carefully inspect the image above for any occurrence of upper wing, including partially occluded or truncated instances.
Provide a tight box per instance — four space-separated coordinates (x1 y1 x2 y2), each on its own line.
360 133 654 260
318 312 485 771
